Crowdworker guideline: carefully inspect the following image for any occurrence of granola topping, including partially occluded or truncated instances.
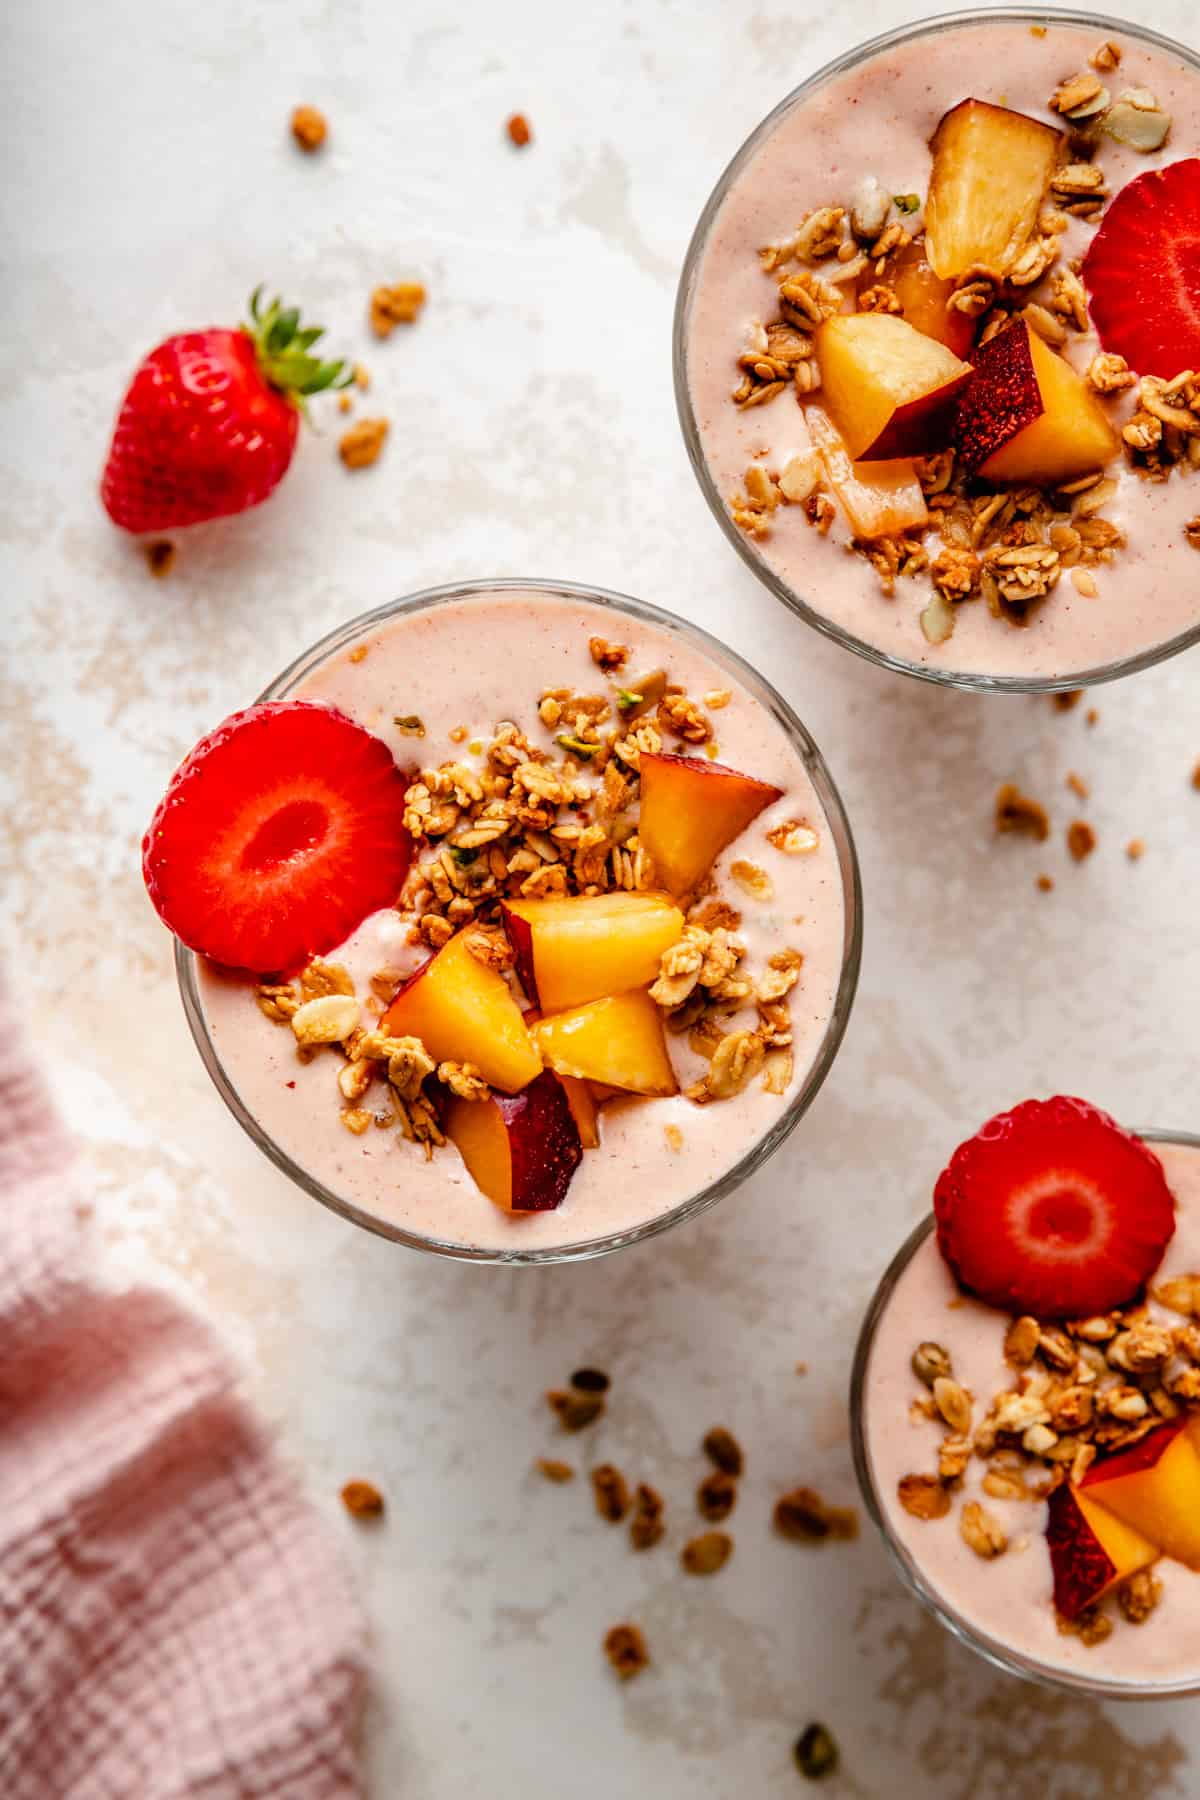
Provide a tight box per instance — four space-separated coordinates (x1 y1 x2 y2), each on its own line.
722 113 1195 644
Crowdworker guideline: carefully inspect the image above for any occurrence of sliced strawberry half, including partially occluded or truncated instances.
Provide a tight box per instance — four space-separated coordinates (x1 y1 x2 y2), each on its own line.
143 700 413 974
1082 158 1200 379
933 1096 1175 1319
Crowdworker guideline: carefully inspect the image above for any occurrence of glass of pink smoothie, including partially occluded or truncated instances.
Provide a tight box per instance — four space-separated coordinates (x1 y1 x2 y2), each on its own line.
675 9 1200 691
176 579 861 1264
851 1125 1200 1696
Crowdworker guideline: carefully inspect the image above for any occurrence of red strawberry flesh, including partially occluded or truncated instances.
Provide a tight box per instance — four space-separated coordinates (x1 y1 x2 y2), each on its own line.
102 331 300 532
143 700 413 974
933 1096 1176 1319
1082 158 1200 380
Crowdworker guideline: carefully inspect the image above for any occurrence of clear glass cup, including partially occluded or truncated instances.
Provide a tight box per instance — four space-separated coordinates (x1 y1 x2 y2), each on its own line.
849 1128 1200 1698
673 7 1200 694
176 577 863 1265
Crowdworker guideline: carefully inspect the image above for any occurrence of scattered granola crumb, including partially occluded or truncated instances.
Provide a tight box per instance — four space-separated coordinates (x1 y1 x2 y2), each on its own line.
681 1530 733 1575
1071 568 1098 598
591 1463 631 1523
1192 760 1200 791
571 1367 610 1393
1058 1605 1114 1647
995 782 1049 842
702 1426 744 1477
546 1389 605 1431
290 104 327 152
337 393 353 414
340 1478 384 1517
588 635 628 672
795 1361 808 1376
536 1458 575 1483
775 1487 858 1542
794 1722 839 1781
370 283 426 337
507 112 532 148
1118 1568 1163 1624
1091 40 1122 71
1066 771 1089 800
145 539 175 578
1067 820 1097 862
1086 708 1099 727
697 1470 738 1523
630 1483 665 1551
767 819 819 856
339 417 389 469
353 363 370 390
1029 22 1047 36
960 1500 1007 1559
1037 874 1055 893
704 689 732 709
1053 690 1083 712
911 1341 953 1386
348 644 369 665
897 1474 951 1521
1186 517 1200 551
604 1623 649 1680
1126 838 1146 861
393 714 425 737
664 1124 683 1152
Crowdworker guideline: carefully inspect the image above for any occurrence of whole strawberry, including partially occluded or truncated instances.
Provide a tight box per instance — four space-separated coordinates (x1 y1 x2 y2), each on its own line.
101 288 350 532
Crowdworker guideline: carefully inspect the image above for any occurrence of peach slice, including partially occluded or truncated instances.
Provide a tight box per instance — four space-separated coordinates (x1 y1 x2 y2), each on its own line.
816 313 972 462
806 407 930 540
382 930 541 1094
889 240 977 359
925 98 1063 281
502 891 685 1012
443 1069 583 1211
1081 1416 1200 1570
531 991 678 1097
956 319 1119 484
1045 1483 1160 1621
561 1075 601 1149
638 752 783 898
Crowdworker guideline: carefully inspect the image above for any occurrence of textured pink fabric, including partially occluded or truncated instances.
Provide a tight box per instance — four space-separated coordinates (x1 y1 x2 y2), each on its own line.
0 983 366 1798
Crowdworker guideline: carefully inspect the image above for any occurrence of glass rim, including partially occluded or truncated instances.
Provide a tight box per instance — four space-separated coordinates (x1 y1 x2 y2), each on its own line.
848 1125 1200 1699
672 5 1200 695
175 575 864 1266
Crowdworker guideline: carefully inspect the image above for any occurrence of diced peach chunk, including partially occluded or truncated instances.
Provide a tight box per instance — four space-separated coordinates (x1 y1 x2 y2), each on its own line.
502 891 685 1012
443 1069 583 1211
972 323 1119 485
1081 1416 1200 1571
889 240 977 359
806 407 930 540
816 313 972 461
532 991 678 1097
560 1074 601 1149
638 752 782 898
382 930 541 1094
1045 1483 1160 1621
925 98 1063 281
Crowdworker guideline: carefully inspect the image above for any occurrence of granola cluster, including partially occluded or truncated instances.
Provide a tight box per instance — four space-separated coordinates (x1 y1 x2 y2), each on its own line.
253 639 813 1153
897 1274 1200 1643
725 50 1194 643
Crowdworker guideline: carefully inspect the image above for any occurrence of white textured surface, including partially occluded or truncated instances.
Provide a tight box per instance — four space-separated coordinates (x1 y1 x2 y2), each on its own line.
2 1 1198 1794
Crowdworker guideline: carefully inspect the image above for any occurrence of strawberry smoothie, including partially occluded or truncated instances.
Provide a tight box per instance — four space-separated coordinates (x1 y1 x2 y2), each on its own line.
854 1129 1200 1691
180 585 858 1260
679 14 1200 686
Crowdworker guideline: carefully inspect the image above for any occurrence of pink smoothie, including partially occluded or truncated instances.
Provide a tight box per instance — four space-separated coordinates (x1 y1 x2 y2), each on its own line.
861 1139 1200 1689
684 18 1200 682
195 591 851 1254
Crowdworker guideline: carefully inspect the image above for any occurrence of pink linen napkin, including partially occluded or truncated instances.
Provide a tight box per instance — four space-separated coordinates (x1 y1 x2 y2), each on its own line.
0 979 366 1798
